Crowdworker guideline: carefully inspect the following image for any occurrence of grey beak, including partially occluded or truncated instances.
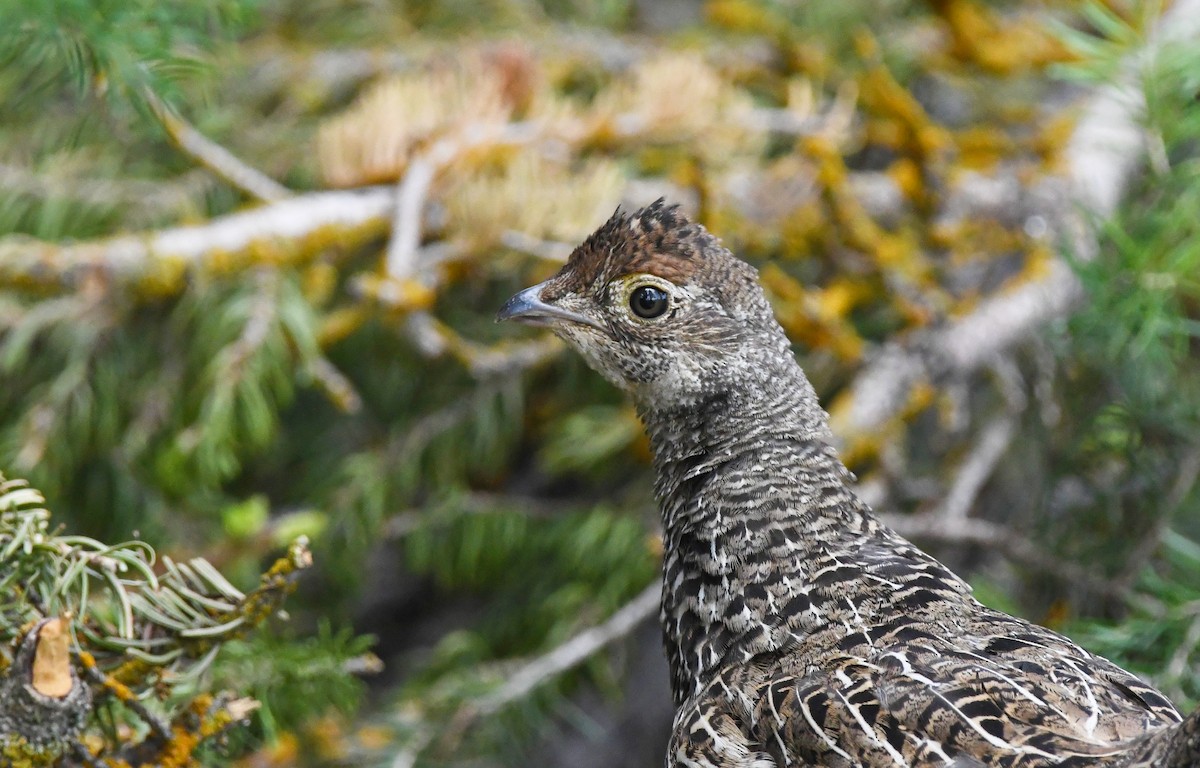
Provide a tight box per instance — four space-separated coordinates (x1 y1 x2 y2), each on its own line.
496 281 605 331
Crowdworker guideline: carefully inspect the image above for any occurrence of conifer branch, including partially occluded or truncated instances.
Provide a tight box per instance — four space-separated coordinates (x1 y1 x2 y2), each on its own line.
0 162 211 212
0 474 312 762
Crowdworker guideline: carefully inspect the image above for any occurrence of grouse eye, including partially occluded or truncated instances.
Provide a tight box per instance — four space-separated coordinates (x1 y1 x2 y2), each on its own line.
629 285 670 319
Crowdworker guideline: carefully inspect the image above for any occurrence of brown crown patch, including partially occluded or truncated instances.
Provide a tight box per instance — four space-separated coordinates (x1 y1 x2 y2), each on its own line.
546 199 722 298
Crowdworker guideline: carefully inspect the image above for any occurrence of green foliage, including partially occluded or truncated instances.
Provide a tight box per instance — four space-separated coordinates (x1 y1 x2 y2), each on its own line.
0 0 261 114
1042 0 1200 703
1053 16 1200 492
538 404 641 477
1074 531 1200 709
0 271 324 542
156 273 320 494
405 502 655 655
212 622 376 740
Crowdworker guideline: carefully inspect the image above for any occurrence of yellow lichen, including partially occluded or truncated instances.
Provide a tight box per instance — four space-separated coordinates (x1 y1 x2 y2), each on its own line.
703 0 784 35
955 126 1016 171
761 265 865 362
929 0 1077 74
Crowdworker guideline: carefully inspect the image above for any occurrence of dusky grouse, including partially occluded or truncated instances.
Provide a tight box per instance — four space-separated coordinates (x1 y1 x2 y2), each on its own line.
497 201 1200 767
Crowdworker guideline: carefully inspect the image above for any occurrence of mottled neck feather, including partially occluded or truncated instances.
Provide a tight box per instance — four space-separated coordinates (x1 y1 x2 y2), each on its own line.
638 353 857 531
638 353 881 704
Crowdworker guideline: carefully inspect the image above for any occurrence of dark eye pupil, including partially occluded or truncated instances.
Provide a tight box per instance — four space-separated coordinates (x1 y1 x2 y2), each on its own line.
630 286 669 319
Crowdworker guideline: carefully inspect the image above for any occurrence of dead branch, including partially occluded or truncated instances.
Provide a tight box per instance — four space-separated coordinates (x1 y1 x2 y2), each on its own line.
376 583 659 767
386 121 541 280
931 414 1018 521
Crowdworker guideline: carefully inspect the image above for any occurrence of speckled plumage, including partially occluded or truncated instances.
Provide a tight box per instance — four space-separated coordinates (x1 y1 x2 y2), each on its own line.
498 201 1200 768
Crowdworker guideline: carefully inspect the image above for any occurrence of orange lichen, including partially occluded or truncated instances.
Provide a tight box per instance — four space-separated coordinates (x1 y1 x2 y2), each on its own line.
351 275 438 313
1031 112 1077 172
703 0 783 35
888 158 925 203
804 136 933 287
78 651 137 704
308 715 350 762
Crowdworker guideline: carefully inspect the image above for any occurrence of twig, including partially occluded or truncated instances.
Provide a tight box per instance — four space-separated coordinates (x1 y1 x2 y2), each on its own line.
146 90 292 203
389 728 434 768
386 121 541 280
307 356 363 413
473 583 659 717
68 741 104 768
78 658 172 742
381 583 659 766
931 414 1017 521
833 0 1200 445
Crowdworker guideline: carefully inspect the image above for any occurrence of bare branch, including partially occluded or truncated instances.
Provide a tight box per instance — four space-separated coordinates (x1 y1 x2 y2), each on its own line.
473 583 660 717
146 91 292 203
307 356 364 414
931 414 1017 521
386 121 541 280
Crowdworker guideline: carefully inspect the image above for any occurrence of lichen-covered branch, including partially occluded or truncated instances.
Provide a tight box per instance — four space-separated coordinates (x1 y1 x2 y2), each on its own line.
0 187 394 293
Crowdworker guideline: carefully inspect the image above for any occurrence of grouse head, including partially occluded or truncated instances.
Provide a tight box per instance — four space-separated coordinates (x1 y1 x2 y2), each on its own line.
498 200 800 413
